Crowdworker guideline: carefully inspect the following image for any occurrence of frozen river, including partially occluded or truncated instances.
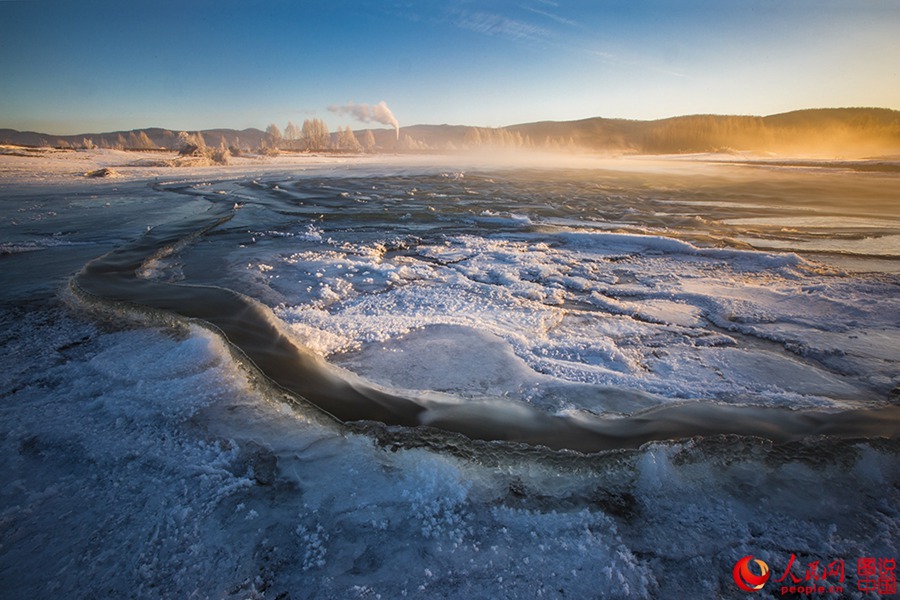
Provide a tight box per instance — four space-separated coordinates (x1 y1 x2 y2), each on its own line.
1 154 898 598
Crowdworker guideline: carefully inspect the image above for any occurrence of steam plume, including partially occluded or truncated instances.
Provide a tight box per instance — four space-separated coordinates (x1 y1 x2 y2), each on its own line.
329 100 400 139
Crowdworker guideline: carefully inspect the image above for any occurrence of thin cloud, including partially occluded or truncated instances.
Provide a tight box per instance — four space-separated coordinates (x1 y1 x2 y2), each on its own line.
451 8 552 44
395 3 684 81
522 5 579 28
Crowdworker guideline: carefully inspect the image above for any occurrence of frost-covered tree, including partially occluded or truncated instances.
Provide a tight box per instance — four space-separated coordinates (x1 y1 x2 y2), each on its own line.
178 131 205 150
128 131 156 150
463 127 483 148
301 118 330 151
265 123 283 148
230 136 243 156
363 129 376 152
212 140 230 164
174 130 228 164
177 131 208 156
284 121 301 150
398 134 428 151
336 126 362 152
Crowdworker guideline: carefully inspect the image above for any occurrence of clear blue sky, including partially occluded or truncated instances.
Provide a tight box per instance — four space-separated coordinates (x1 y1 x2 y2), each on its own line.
1 0 898 135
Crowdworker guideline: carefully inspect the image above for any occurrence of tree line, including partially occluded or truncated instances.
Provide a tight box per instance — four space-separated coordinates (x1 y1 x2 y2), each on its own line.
262 119 377 153
38 119 378 154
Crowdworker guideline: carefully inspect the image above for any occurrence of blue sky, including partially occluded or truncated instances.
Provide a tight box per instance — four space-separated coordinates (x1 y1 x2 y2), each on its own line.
1 0 898 134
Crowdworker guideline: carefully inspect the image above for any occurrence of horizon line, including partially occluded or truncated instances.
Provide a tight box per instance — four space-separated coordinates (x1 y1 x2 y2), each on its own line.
3 106 899 139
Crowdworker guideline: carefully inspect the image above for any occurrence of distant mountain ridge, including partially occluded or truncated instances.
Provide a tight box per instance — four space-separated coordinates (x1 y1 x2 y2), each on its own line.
2 108 899 156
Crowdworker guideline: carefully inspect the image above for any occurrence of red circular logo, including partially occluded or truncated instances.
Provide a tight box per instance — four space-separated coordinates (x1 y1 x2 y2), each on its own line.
733 556 771 592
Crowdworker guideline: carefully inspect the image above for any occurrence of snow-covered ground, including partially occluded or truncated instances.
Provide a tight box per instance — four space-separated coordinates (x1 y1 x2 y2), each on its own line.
1 149 898 598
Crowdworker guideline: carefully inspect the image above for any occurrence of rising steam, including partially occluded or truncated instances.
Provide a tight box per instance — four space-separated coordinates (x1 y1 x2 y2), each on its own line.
329 101 400 139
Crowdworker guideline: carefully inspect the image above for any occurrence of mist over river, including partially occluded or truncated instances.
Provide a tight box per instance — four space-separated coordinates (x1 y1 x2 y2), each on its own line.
1 154 898 598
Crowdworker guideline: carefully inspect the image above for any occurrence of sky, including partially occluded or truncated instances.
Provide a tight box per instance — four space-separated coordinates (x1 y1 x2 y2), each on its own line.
1 0 898 135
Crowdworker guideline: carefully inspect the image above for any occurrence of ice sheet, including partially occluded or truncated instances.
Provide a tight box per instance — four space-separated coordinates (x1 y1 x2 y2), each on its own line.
267 227 896 410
